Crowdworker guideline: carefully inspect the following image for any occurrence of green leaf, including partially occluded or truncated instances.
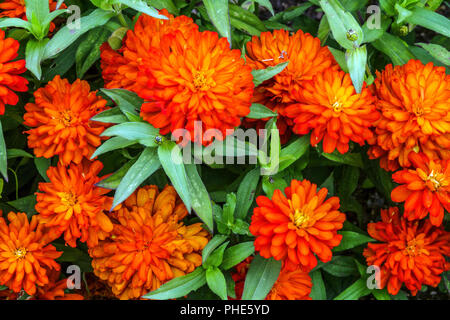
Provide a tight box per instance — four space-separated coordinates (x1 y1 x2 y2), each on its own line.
262 175 287 198
372 33 416 66
416 43 450 66
158 140 191 212
25 39 49 79
268 3 312 22
96 159 135 189
34 157 50 182
204 242 229 268
278 135 309 172
206 267 228 300
328 47 349 72
0 18 32 30
322 255 358 277
246 103 277 119
229 3 267 36
373 288 391 300
221 242 254 270
202 235 228 264
112 147 160 209
185 164 213 231
76 27 111 78
91 108 128 124
406 7 450 38
91 136 136 159
346 45 367 93
333 231 374 252
115 0 169 19
44 9 115 60
0 121 7 181
338 166 360 198
241 255 281 300
101 122 159 147
321 151 363 168
203 0 231 45
319 0 363 50
142 267 206 300
395 3 413 24
100 88 142 118
334 278 371 300
6 149 33 159
147 0 179 14
235 168 260 219
252 0 274 15
222 193 236 226
251 61 289 87
25 0 49 25
310 270 327 300
7 195 37 217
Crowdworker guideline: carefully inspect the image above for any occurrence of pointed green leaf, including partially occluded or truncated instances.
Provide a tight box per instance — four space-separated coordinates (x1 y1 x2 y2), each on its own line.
203 0 231 45
221 242 255 270
206 267 228 300
241 255 281 300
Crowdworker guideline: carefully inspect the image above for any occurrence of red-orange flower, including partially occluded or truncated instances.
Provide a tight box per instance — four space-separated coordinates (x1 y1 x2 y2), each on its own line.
0 29 28 115
249 179 346 271
285 68 379 153
363 207 450 296
35 160 113 248
0 212 61 295
23 75 109 165
89 185 210 300
232 257 312 300
0 0 66 33
243 29 338 142
368 60 450 171
101 9 198 91
391 152 450 226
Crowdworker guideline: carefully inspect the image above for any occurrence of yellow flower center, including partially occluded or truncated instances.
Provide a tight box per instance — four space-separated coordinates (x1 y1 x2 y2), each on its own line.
192 70 214 91
413 105 424 117
332 101 343 113
404 239 422 257
59 192 78 207
426 170 447 191
292 209 310 229
13 247 27 260
59 110 74 127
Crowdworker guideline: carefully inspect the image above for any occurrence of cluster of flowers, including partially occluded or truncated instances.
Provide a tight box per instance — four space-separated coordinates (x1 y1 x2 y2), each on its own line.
0 4 448 299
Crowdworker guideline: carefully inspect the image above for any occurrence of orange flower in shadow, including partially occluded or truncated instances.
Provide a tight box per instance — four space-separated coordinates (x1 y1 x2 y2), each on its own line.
231 256 312 300
285 68 379 153
0 212 61 295
363 207 450 296
35 160 113 248
391 152 450 226
244 29 338 142
0 29 28 115
368 60 450 171
23 76 109 165
249 179 345 271
89 185 209 300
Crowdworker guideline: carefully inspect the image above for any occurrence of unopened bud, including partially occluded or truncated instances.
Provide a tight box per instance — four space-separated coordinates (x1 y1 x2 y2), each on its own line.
346 29 358 41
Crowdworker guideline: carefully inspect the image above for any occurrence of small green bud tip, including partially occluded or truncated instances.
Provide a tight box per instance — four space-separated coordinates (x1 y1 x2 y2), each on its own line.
346 29 358 41
399 25 409 36
155 136 164 145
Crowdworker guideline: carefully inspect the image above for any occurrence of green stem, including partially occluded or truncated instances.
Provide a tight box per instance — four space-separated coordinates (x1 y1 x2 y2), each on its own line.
8 168 19 200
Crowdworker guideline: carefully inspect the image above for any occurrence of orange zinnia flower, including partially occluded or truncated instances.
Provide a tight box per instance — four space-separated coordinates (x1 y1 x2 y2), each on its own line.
363 207 450 296
368 60 450 171
249 179 346 271
0 29 28 115
232 257 312 300
243 29 338 142
391 152 450 226
35 160 113 248
89 185 209 300
23 75 109 165
101 9 198 91
0 0 66 33
0 212 61 295
285 68 379 153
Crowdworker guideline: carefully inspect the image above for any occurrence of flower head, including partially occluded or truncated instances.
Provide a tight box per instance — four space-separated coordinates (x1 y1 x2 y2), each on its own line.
232 257 312 300
23 75 109 165
0 212 61 295
101 9 198 91
285 68 379 153
0 29 28 115
363 207 450 296
35 160 113 248
249 179 346 271
368 60 450 171
243 29 338 141
89 185 209 300
391 152 450 226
